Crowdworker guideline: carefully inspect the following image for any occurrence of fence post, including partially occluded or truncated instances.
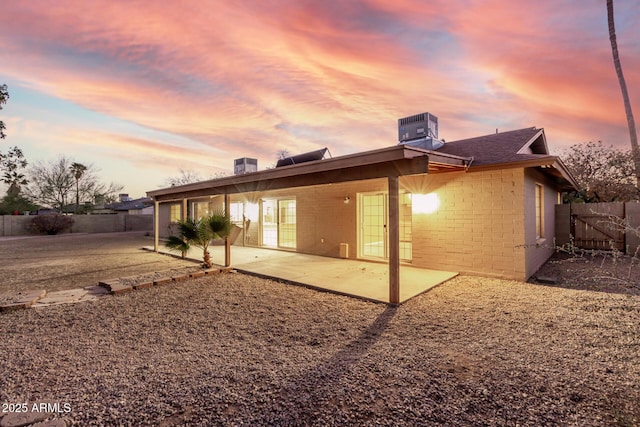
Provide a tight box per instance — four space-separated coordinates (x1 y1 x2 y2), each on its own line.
555 204 572 246
626 202 640 256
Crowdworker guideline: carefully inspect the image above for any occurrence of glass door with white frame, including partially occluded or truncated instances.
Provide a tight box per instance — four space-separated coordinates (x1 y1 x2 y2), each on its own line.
360 193 387 258
261 198 296 249
359 192 412 261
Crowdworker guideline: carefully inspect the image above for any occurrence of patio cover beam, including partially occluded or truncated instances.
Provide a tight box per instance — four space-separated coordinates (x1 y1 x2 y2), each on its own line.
224 192 231 267
388 175 400 305
148 145 470 202
151 157 434 202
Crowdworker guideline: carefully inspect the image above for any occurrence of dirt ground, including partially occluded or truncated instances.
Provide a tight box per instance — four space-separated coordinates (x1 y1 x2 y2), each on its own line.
1 269 639 426
0 234 639 425
532 250 640 296
0 232 198 295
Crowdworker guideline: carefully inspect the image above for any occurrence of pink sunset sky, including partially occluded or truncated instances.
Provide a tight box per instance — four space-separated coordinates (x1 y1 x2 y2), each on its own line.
1 0 638 197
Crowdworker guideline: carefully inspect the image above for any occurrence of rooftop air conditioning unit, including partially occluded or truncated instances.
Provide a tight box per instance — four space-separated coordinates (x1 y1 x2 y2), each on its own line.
397 112 444 150
398 112 438 142
234 158 258 175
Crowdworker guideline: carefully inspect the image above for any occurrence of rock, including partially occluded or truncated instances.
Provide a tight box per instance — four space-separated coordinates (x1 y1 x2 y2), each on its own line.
0 290 46 311
98 280 132 295
132 281 154 290
0 411 49 427
535 275 558 284
153 277 173 286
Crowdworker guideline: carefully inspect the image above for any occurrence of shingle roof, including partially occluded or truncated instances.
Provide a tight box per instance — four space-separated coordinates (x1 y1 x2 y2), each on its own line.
437 127 551 166
106 197 153 211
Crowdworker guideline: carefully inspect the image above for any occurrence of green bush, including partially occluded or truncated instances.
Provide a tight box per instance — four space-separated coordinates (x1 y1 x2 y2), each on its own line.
31 214 74 235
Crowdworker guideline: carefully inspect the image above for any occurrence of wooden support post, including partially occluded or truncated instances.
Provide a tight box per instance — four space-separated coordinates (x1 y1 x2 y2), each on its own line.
224 192 231 267
388 175 400 304
153 200 160 252
181 198 188 221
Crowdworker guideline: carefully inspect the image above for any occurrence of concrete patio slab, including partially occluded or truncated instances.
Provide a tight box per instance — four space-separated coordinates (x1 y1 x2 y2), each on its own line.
0 289 46 311
37 288 88 305
147 245 457 303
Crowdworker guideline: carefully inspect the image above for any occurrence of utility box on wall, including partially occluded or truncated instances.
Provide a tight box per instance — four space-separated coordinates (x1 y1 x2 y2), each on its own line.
339 243 349 259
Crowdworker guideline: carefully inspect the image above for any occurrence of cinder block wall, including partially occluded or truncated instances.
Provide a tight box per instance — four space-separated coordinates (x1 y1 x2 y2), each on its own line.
200 180 385 258
71 215 124 233
0 214 152 236
523 169 558 278
1 215 34 236
295 179 384 258
155 168 556 280
403 169 528 280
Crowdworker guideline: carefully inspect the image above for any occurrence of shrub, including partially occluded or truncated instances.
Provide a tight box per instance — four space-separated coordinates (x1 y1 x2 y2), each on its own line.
31 214 74 235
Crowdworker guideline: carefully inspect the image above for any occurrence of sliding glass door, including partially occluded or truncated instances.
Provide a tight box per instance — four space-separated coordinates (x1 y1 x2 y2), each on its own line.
261 198 296 249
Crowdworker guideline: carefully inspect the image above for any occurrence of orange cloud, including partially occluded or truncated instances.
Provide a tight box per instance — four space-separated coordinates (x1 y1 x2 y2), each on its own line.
1 0 638 196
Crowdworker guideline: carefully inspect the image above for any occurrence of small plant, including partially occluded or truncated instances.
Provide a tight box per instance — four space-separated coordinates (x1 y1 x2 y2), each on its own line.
165 212 232 268
31 214 74 235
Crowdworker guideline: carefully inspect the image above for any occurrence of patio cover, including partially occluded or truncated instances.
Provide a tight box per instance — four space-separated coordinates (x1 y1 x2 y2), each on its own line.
147 144 472 304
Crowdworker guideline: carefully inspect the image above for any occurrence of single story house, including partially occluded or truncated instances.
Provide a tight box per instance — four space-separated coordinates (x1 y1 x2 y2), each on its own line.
91 195 154 215
147 125 577 304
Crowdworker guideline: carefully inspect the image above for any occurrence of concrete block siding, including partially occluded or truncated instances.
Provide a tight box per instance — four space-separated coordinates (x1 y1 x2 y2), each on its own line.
0 214 153 236
175 168 556 281
404 169 529 280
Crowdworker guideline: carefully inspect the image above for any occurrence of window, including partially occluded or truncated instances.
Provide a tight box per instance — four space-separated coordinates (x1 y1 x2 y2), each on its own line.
193 201 211 219
229 202 243 223
535 184 544 240
170 204 181 223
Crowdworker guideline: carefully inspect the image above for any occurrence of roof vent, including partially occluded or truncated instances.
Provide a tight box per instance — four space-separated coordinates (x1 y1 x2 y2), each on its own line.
276 147 331 168
397 112 444 150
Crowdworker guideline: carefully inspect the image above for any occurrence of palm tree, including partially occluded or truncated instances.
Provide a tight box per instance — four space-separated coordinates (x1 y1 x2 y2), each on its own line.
607 0 640 187
70 162 87 213
165 212 232 268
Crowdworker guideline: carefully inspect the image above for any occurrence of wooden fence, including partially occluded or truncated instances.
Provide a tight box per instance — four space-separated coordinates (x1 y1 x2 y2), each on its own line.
555 202 640 255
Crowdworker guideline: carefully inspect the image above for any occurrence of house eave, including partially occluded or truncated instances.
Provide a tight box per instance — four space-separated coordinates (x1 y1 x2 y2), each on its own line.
148 145 472 201
467 156 579 191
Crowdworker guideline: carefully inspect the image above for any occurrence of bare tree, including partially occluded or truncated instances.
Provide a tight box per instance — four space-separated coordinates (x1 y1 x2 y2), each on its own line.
26 156 123 212
607 0 640 187
562 141 638 202
27 157 75 212
165 169 203 187
277 148 291 160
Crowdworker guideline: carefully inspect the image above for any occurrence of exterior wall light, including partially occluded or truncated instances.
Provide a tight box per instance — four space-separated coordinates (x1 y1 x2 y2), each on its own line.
245 202 260 220
412 193 440 214
344 196 351 204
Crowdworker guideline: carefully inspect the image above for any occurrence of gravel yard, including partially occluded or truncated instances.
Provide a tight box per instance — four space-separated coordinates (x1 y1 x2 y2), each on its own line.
1 267 639 426
0 232 198 295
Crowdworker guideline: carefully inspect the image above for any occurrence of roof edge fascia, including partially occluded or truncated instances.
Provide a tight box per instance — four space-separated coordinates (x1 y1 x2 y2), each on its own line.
149 145 466 198
467 155 579 190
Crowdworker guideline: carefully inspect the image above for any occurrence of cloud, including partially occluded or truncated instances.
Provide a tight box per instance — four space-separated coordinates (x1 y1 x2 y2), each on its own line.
0 0 638 198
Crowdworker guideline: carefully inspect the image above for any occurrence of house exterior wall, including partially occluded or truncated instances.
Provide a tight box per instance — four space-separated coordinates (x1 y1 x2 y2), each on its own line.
158 203 177 237
295 179 385 258
154 167 561 281
220 179 385 258
402 169 528 280
523 168 559 278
